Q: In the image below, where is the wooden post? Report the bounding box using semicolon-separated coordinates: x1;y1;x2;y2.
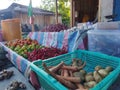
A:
32;24;34;32
70;0;75;27
55;0;58;24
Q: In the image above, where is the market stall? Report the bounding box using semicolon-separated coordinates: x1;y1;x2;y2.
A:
1;19;120;90
0;29;88;78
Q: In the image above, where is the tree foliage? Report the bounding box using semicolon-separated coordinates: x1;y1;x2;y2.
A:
58;0;70;26
39;0;55;12
40;0;70;26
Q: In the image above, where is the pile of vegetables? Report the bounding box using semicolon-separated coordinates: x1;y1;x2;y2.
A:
5;38;67;60
42;58;113;90
5;38;39;47
41;23;68;32
26;47;67;61
5;38;43;58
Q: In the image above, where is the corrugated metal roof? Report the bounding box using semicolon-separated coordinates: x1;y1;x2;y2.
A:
0;3;55;15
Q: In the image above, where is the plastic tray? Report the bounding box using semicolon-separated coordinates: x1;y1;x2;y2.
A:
30;50;120;90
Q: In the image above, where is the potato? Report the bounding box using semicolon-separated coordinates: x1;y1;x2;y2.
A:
79;70;87;76
73;72;81;77
105;66;113;73
98;69;109;78
95;65;102;71
87;72;93;76
86;81;97;88
73;72;85;81
85;74;94;82
93;71;102;83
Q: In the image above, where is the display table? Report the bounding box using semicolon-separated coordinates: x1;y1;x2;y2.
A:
0;67;35;90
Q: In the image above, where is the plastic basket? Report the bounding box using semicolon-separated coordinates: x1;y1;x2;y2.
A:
30;50;120;90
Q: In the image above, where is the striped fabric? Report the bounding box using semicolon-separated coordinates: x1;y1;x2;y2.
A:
27;30;87;52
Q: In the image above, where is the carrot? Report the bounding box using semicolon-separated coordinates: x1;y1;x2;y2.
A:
42;63;77;89
49;61;64;73
61;69;64;76
63;69;69;77
62;61;86;72
75;83;89;90
62;66;78;72
69;70;73;77
56;75;82;83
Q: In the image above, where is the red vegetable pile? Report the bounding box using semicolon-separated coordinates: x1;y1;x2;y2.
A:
26;47;67;61
41;23;68;32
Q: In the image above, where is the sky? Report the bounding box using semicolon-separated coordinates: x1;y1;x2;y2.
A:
0;0;42;10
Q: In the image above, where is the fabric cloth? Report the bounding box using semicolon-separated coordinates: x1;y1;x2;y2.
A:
27;30;87;52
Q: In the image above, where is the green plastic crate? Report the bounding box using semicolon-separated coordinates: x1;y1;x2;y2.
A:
30;50;120;90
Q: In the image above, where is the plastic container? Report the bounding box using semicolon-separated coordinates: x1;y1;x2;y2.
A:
30;50;120;90
93;22;120;30
1;18;22;41
88;30;120;57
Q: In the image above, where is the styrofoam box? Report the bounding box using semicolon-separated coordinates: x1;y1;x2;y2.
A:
93;22;120;30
